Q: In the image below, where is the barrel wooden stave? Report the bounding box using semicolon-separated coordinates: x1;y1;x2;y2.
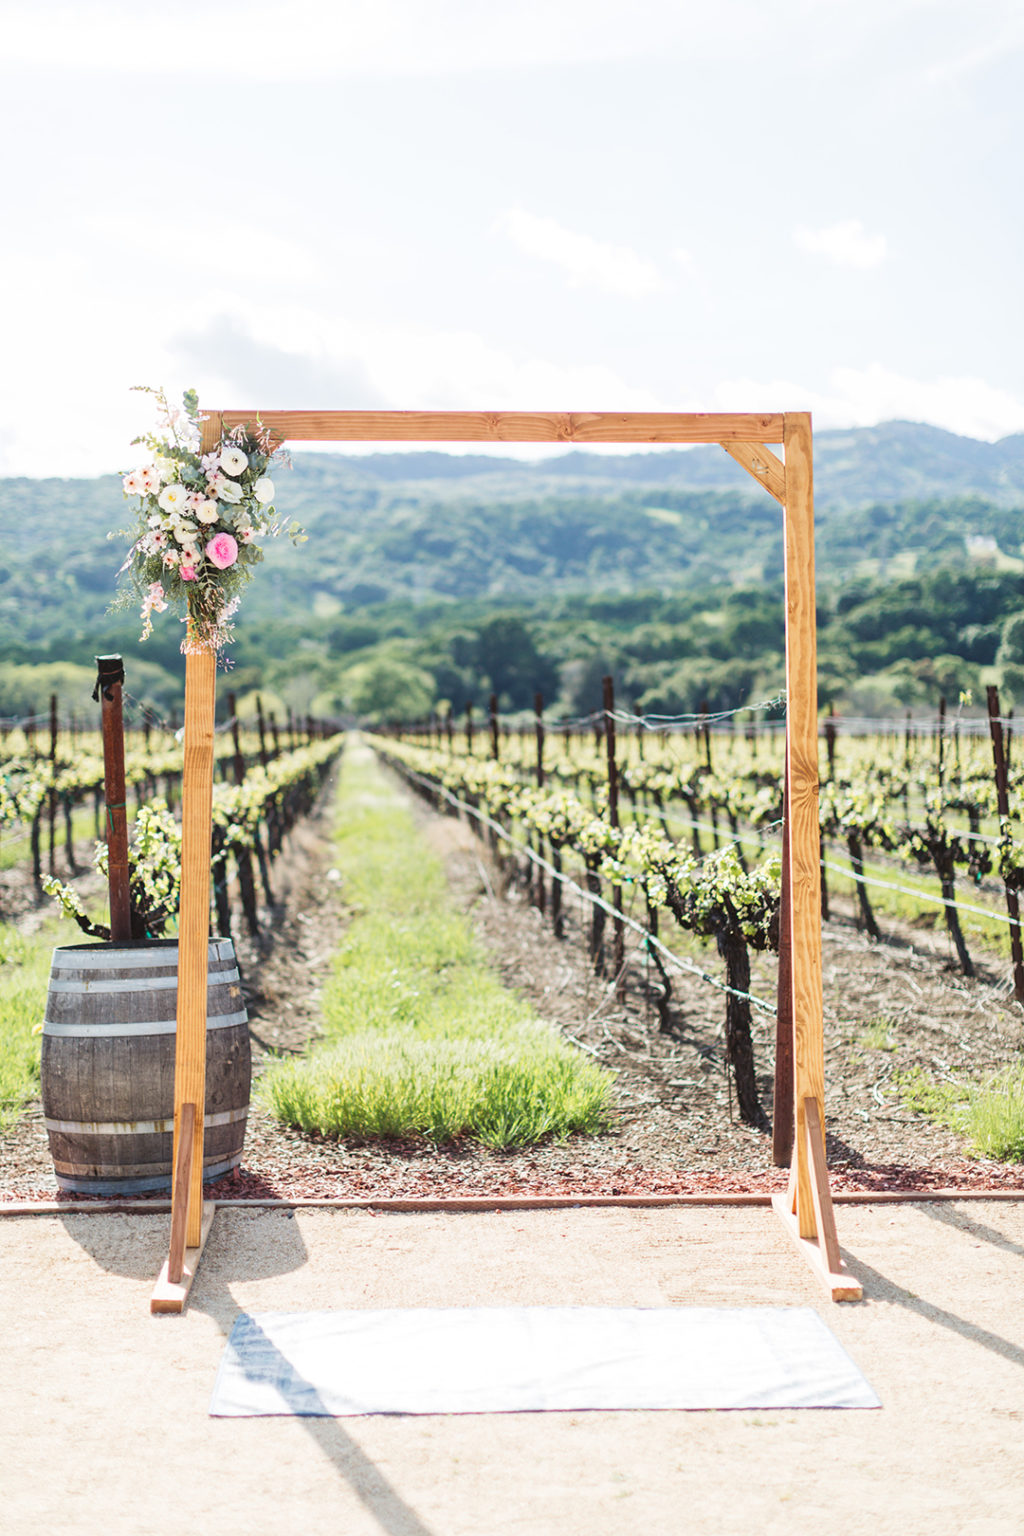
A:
41;939;251;1194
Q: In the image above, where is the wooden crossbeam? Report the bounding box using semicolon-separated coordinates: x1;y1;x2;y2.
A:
208;409;786;445
720;441;786;503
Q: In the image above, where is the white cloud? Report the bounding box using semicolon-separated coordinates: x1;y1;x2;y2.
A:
793;219;887;269
88;214;321;286
496;208;664;297
713;364;1024;442
0;297;665;476
1;0;776;80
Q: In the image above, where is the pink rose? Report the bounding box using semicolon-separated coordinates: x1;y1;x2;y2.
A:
205;531;238;570
179;563;197;582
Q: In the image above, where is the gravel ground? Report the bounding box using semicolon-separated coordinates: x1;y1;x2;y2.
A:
3;1201;1024;1536
3;759;1024;1202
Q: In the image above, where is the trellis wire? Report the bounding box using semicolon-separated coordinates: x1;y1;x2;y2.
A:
390;757;777;1015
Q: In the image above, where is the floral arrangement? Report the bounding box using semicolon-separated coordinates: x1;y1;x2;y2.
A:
116;386;304;649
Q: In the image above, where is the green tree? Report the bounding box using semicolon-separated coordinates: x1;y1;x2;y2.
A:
343;655;435;721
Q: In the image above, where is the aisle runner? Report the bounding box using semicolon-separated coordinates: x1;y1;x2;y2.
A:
210;1307;880;1417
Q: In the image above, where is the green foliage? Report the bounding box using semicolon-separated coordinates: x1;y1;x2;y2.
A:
0;921;55;1134
43;800;182;940
897;1064;1024;1162
858;1016;898;1051
4;433;1024;721
264;1033;612;1147
341;653;436;721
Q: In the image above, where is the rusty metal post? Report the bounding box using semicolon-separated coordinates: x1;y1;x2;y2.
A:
95;656;132;942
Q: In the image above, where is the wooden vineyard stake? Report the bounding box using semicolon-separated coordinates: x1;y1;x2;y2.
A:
986;685;1024;1003
603;675;625;996
489;694;500;761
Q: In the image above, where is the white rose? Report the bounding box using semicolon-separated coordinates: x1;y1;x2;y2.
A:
218;479;243;504
195;499;220;524
158;482;189;514
220;446;248;477
253;476;275;504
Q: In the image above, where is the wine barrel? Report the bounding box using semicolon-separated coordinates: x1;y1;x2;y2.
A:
41;938;251;1195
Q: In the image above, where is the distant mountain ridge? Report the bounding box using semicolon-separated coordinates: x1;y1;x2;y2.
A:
1;419;1023;652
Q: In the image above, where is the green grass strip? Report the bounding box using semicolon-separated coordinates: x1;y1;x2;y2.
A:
0;919;60;1134
260;741;615;1148
898;1065;1024;1163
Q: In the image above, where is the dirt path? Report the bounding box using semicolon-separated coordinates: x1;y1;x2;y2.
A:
3;1200;1024;1536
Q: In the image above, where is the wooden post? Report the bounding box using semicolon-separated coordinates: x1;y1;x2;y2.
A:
534;692;546;916
164;412;223;1271
170;636;216;1250
771;412;858;1298
489;693;499;761
95;656;132;942
465;701;474;753
166;1101;196;1284
824;704;836;781
255;695;269;769
603;675;625;996
698;697;712;772
937;695;947;790
48;693;58;875
986;685;1024;1003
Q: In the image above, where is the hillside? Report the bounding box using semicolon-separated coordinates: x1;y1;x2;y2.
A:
1;419;1023;721
3;421;1024;630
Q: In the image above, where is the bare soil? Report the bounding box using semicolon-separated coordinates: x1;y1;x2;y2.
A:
3;761;1024;1202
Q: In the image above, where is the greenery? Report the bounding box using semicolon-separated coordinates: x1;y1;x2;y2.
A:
259;742;615;1146
898;1064;1024;1162
2;422;1024;722
0;920;56;1134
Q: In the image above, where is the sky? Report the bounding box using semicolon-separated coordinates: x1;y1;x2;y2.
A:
2;0;1022;477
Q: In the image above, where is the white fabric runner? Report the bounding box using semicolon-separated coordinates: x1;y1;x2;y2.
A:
210;1307;880;1417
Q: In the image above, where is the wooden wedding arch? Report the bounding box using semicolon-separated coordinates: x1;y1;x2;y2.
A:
152;410;861;1311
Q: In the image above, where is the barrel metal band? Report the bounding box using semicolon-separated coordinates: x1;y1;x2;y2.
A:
41;1009;249;1037
44;1106;249;1136
47;970;240;995
50;941;237;971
